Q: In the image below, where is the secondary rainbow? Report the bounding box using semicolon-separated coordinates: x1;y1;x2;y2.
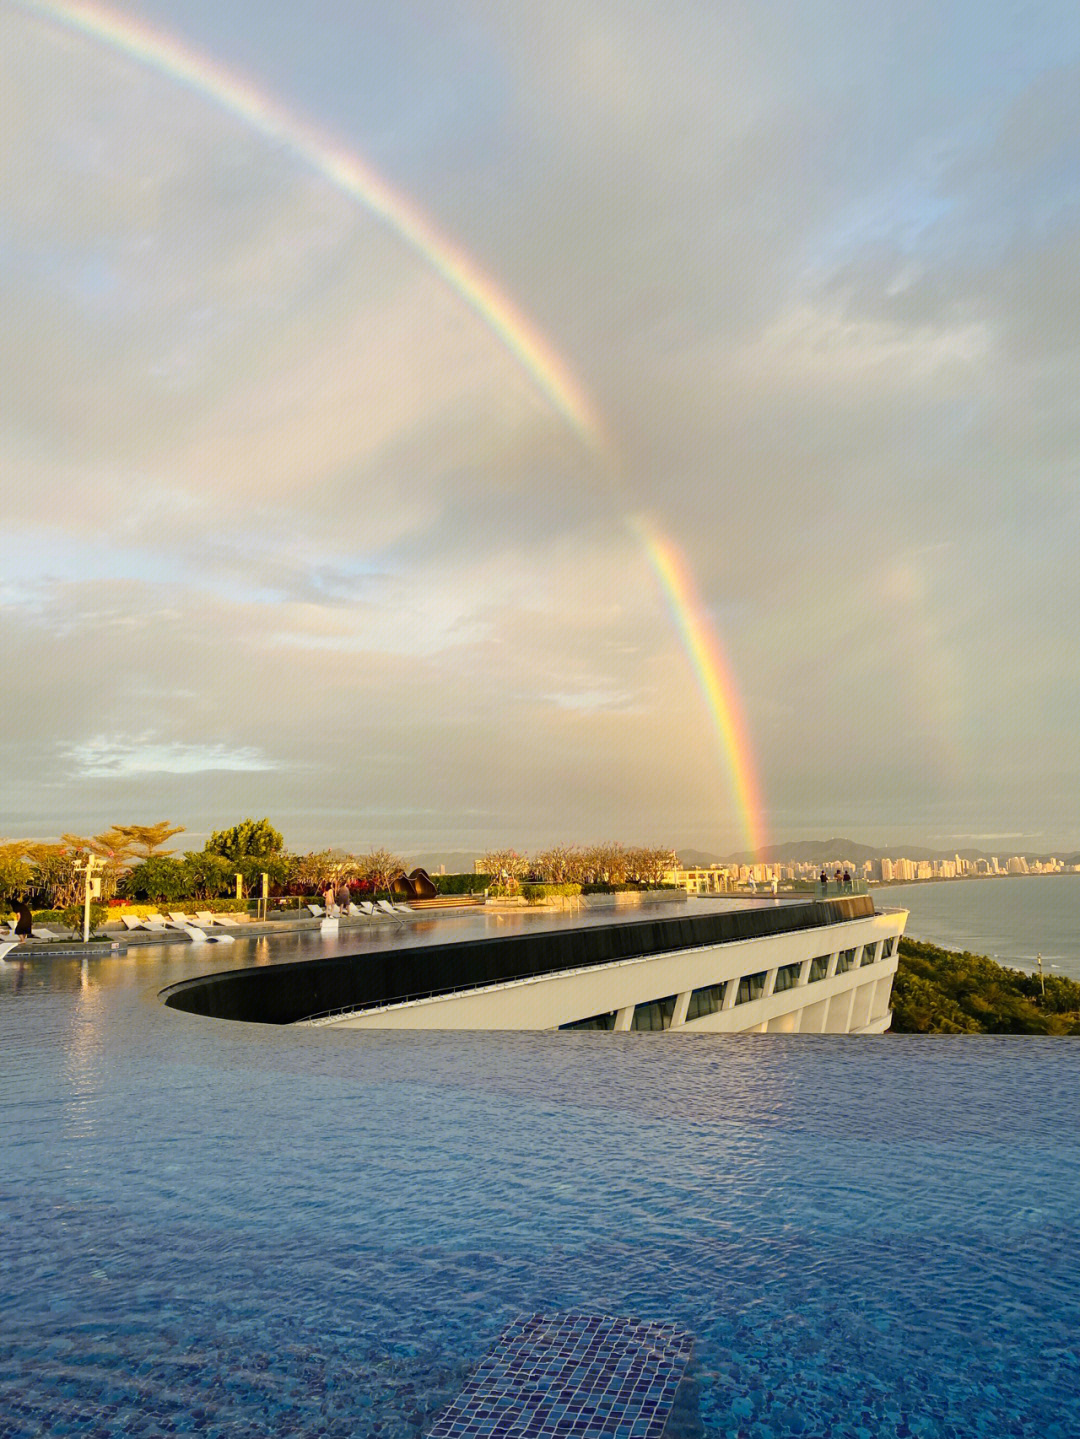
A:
16;0;607;452
633;516;767;859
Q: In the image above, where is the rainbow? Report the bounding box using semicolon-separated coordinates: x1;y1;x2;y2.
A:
17;1;767;852
15;0;607;451
632;516;767;858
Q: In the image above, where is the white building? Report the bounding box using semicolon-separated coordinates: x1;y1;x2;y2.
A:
302;896;906;1036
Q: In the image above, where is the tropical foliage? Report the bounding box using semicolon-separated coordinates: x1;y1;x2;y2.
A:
892;939;1080;1034
205;818;284;861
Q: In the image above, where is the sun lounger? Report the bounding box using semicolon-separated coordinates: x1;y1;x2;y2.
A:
0;939;21;960
142;913;170;931
194;911;220;926
168;912;198;927
182;924;234;945
121;914;149;931
307;903;325;918
33;927;61;940
376;899;409;923
211;914;242;928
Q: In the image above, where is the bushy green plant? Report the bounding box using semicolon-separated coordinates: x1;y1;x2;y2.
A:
519;882;583;903
433;873;491;894
205;818;284;861
179;851;234;900
121;855;189;903
60;902;108;939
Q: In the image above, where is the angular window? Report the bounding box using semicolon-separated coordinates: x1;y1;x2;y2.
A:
808;954;831;982
735;971;768;1004
686;983;725;1020
884;934;898;957
631;995;678;1031
560;1011;617;1030
772;962;803;992
860;942;880;966
836;948;857;974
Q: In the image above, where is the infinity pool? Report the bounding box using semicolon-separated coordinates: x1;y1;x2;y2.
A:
2;930;1078;1438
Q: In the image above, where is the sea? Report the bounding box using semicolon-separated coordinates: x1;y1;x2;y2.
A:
876;873;1080;980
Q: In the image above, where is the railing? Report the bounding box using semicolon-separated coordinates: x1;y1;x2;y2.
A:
815;880;868;898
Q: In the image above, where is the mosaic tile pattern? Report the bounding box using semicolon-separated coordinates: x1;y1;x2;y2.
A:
426;1312;693;1438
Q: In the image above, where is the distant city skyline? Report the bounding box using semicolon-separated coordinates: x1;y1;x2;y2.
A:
3;1;1079;853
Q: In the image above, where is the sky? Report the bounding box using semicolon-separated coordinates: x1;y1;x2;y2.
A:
2;0;1079;858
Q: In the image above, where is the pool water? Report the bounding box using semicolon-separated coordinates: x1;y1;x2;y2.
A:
2;937;1078;1439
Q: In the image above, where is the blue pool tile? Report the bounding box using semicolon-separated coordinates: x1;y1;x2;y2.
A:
426;1313;692;1439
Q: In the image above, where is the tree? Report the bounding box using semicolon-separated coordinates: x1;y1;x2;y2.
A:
205;818;284;861
121;856;189;903
477;849;528;894
113;822;186;858
0;842;33;900
356;848;405;896
180;851;234;900
294;850;351;894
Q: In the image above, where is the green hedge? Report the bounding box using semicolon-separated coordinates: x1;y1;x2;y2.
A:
519;883;583;903
433;873;491;895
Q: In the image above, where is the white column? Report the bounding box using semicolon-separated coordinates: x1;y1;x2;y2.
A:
763;968;778;998
671;991;692;1028
614;1006;634;1032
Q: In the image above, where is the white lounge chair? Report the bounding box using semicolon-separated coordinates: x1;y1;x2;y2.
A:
211;913;243;928
376;899;408;924
142;913;170;931
0;939;21;961
33;926;61;940
168;911;198;928
306;903;325;918
182;924;234;945
194;911;220;926
120;914;149;931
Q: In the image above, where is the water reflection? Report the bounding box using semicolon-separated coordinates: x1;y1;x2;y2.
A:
3;907;1080;1439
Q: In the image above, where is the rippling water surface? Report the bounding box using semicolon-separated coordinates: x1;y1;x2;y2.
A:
2;930;1078;1439
878;873;1080;977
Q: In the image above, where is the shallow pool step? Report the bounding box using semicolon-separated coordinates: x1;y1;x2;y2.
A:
425;1310;693;1438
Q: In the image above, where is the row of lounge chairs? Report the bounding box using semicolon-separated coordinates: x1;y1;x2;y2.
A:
309;899;416;924
118;910;249;932
2;900;416;948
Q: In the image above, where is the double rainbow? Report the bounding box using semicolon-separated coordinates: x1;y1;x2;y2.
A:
17;0;766;856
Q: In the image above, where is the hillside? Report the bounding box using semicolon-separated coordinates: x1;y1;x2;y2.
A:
891;939;1080;1034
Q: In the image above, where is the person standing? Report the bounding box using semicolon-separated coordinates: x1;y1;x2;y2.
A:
13;895;33;938
335;880;351;915
323;883;337;917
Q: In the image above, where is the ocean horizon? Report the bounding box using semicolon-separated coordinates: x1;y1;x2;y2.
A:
877;873;1080;980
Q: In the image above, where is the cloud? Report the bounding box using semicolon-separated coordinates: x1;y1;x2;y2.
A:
3;2;1080;851
62;736;280;778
